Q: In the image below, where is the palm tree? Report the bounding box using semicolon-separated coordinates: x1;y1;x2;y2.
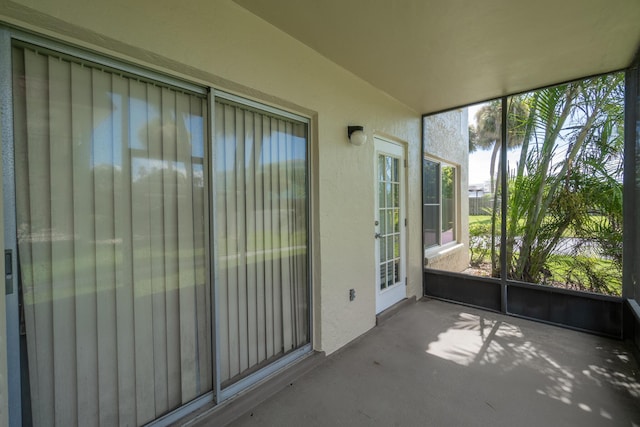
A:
505;73;624;292
469;73;624;294
469;98;528;274
469;98;529;193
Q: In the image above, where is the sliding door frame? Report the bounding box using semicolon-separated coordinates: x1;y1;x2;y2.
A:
211;90;313;402
1;26;22;427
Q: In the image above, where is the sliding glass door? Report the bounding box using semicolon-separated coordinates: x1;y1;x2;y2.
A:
214;98;309;388
6;35;311;427
12;42;212;426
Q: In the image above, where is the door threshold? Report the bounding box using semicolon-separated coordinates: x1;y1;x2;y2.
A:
173;350;325;427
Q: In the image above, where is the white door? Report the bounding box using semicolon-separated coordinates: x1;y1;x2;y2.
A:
374;138;406;314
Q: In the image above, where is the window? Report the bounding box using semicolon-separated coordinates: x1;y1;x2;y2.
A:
423;158;457;250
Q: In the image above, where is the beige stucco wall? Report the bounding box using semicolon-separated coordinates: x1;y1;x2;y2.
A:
423;110;470;272
0;0;424;405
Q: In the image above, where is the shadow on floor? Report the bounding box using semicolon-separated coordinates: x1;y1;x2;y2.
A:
227;299;640;427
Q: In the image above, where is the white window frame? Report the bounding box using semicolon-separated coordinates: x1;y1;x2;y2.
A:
423;156;458;253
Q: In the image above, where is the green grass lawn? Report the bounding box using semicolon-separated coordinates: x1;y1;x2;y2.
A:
468;214;612;238
469;215;492;227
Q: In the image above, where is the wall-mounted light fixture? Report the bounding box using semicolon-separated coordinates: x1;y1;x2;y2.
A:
347;125;367;146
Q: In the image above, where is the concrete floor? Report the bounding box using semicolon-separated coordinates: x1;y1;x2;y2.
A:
228;299;640;427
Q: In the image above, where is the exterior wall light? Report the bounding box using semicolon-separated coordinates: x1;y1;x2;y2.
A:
347;125;367;146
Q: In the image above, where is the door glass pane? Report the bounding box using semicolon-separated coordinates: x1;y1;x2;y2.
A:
387;263;394;287
385;210;393;238
380;236;387;262
393;208;400;233
12;44;211;426
394;235;400;258
393;158;399;182
392;181;397;207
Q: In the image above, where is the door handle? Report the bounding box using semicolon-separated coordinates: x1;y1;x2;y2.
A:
5;250;13;295
374;233;382;239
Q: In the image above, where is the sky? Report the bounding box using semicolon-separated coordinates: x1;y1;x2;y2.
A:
467;104;522;186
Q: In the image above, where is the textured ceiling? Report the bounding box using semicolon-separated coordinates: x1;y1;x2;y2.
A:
234;0;640;114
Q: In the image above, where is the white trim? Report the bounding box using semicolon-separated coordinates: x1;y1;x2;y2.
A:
374;137;407;314
423;156;459;248
425;241;463;257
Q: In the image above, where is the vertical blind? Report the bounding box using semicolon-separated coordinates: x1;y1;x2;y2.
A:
12;45;212;426
214;99;309;386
